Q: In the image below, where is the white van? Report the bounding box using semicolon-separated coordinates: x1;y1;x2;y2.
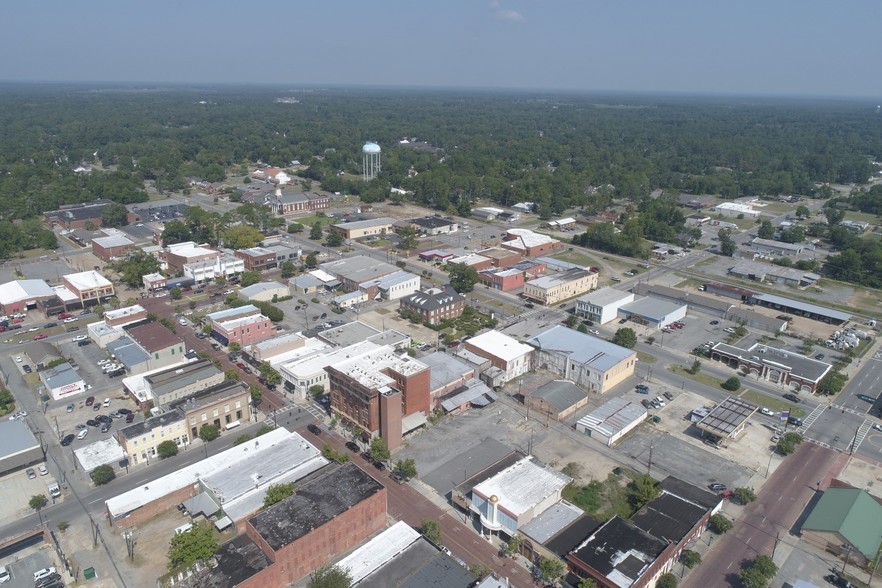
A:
175;523;193;535
77;428;88;440
33;567;56;581
0;565;9;583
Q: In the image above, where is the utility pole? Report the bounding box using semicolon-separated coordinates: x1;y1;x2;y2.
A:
648;445;654;476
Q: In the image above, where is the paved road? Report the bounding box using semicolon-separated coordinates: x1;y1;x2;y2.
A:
316;425;536;586
683;443;840;588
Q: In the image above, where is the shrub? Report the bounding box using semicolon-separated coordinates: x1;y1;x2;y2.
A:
721;377;741;391
708;513;733;534
157;440;179;459
91;464;116;486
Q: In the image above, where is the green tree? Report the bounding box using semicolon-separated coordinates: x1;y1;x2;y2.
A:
224;368;240;381
680;549;701;569
199;423;220;442
263;482;296;508
749;554;778;579
169;286;182;300
708;513;733;534
370;437;391;462
817;371;848;395
448;263;479;293
469;562;492;579
325;230;343;247
309;384;325;398
157;440;179;458
223;225;264;249
776;432;803;455
91;464;116;486
734;487;757;504
228;342;241;353
167;521;218;570
420;518;442;545
757;220;774;239
308;564;353;588
795;205;811;218
162;219;192;245
280;260;296;278
612;327;637;349
29;494;48;513
305;252;318;268
100;202;130;227
578;579;598;588
287;223;304;234
656;573;678;588
116;251;162;288
539;558;566;584
688;359;702;374
504;534;523;557
398;225;419;252
718;228;736;256
310;221;323;240
739;567;769;588
393;458;417;480
721;376;741;391
628;474;660;509
240;271;261;287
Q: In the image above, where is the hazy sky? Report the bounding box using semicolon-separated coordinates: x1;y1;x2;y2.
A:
2;0;878;97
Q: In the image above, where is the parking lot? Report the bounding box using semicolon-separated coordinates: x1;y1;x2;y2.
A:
0;547;55;588
0;467;60;524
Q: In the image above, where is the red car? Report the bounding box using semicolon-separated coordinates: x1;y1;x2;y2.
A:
236;362;246;369
85;396;95;406
58;313;71;319
33;334;47;340
10;318;23;324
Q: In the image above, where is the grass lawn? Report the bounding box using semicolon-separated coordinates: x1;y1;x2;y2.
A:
291;214;336;228
739;389;807;418
551;249;601;268
636;351;657;364
754;201;796;214
695;256;719;267
365;238;392;248
674;277;704;289
669;364;730;391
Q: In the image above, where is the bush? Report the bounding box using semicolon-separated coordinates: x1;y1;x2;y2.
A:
680;549;701;569
199;424;220;442
776;432;804;455
91;464;116;486
657;573;678;588
708;513;733;534
734;487;757;504
157;440;179;459
721;377;741;391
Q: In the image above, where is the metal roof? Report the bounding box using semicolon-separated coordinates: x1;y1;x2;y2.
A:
577;286;633;308
696;396;758;438
466;330;534;363
0;419;40;460
619;297;687;321
576;397;646;438
802;488;882;559
528;325;636;372
750;293;851;322
528;380;588;413
471;456;571;518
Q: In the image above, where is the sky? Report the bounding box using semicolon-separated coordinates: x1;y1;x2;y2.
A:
2;0;879;97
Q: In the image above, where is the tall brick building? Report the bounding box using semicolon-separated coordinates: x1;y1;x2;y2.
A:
326;345;429;450
399;285;467;325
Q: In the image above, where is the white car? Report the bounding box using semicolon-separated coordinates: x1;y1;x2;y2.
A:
760;407;775;416
873;424;882;432
27;327;39;332
14;356;21;363
589;328;600;335
38;464;48;476
224;290;235;295
72;335;87;342
723;327;736;334
63;317;78;323
178;318;188;326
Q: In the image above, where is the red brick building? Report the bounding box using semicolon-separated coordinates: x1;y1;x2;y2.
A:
399;285;467;325
480;268;525;292
502;228;563;257
234;247;278;271
326;346;430;450
91;233;135;261
44;199;137;230
206;305;274;347
235;464;387;588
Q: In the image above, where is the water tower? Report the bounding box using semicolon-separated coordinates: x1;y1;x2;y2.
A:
362;141;381;182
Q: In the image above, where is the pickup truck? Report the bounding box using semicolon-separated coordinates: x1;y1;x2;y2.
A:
47;476;61;499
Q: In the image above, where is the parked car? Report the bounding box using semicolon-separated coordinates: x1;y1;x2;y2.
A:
126;413;136;423
345;441;359;452
63;317;78;323
117;408;132;415
22;365;31;373
788;416;803;426
760;407;775;416
96;415;111;424
26;468;36;479
641;399;653;409
86;419;99;427
783;393;801;403
44;322;57;328
771;434;781;443
38;464;48;476
708;482;726;492
663;391;674;401
100;423;112;433
60;434;75;447
33;334;47;340
709;320;719;325
307;424;321;435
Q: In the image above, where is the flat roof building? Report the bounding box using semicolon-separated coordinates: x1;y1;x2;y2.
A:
710;342;832;393
234;247;277;271
279;341;378;401
695;396;758;441
618;297;688;330
524;268;598;306
165;241;219;272
239;281;289;302
463;330;534;386
0;279;56;313
575;397;647;446
117;408;188;466
331;217;398;240
0;420;43;475
40;362;86;400
750;237;805;256
632;283;733;318
145;358;225;406
321;255;400;292
502;228;563;257
576;287;635;325
749;292;850;325
63;270;115;306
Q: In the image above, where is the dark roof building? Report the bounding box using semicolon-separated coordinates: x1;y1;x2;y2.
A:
525;379;589;421
399;285;467;325
44;199;125;230
408;216;460;235
201;534;271;588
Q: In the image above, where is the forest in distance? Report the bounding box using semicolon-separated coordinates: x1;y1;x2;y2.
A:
0;83;881;275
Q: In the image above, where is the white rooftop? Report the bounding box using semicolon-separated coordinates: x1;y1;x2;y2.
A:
142;272;165;283
0;280;54;305
105;429;320;519
65;270;113;291
337;522;421;585
472;456;571;518
217;314;268;331
310;269;339;283
578;287;633;307
279;340;380;380
262;337;329;368
52;285;79;303
104;305;146;321
504;228;559;249
74;438;127;472
466;330;534;363
166;241;218;258
332;345;428;389
93;233;135;248
121;359;195;403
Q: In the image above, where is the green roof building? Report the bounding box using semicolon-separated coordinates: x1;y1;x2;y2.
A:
801;488;882;562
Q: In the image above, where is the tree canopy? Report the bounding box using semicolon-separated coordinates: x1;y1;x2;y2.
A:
167;522;218;570
448;263;479;293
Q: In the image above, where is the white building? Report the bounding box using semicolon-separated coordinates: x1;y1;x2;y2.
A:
40;363;86;400
463;330;534;385
711;202;760;218
361;270;421;301
183;255;245;282
239;281;289;302
576;287;635;325
575;397;647;446
278;341;381;399
470;456;571;537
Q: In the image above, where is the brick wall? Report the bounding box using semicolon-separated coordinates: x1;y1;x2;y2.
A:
110;483;197;529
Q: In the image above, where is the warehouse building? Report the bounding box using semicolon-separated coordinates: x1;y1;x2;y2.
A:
525;380;589;421
575;287;634;325
748;293;850;325
618;297;688;330
0;420;43;475
575;397;646;446
632;283;733;318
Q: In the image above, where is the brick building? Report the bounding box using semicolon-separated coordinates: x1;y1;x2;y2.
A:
502;228;563;257
236;463;387;587
164;242;219;273
63;270;115;306
207;305;275;347
326;345;430;450
91;232;135;261
479;268;525;292
44;199;135;230
168;380;253;439
399;285;467;325
103;304;148;329
235;247;278;271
